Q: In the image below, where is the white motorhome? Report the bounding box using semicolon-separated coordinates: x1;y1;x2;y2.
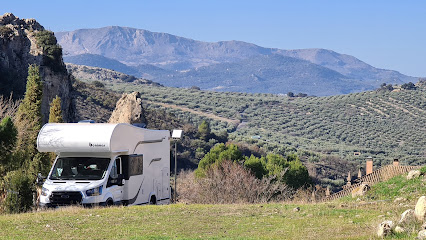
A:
37;123;171;207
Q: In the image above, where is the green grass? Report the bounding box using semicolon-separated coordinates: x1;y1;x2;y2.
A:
0;174;424;239
0;202;404;240
364;175;425;201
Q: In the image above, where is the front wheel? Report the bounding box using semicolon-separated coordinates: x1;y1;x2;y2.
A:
106;198;114;206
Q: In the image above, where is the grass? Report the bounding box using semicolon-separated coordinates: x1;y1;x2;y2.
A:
0;175;423;239
0;202;400;240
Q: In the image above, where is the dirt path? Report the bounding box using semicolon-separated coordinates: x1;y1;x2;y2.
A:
145;100;240;125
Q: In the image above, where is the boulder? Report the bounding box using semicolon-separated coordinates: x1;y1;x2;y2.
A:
108;92;146;124
407;170;421;180
415;196;426;221
398;209;415;226
418;230;426;240
377;220;393;238
351;183;370;198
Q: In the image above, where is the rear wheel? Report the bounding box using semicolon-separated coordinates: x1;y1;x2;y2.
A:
149;195;157;205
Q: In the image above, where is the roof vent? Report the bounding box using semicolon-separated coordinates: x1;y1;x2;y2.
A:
132;123;146;128
78;120;95;123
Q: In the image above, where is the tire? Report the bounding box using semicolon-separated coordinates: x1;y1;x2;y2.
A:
106;198;113;207
149;195;156;205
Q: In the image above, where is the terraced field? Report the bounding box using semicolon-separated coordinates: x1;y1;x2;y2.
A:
110;83;425;167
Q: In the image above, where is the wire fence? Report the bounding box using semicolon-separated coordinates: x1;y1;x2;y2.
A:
320;165;422;202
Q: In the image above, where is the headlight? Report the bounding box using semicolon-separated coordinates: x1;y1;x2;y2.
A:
41;187;50;196
86;186;103;196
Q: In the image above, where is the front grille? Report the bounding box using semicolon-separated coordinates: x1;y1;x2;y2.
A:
49;191;82;206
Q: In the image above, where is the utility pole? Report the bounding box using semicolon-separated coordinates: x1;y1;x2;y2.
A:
172;130;183;203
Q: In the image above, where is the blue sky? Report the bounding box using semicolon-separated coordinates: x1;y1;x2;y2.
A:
2;0;426;77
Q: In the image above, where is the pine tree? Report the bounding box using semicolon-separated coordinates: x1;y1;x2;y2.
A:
48;95;63;123
198;120;211;141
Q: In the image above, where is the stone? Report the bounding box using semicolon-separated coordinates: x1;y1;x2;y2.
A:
394;226;405;233
351;183;370;198
293;207;300;212
407;170;421;180
108;92;146;124
377;220;393;238
418;230;426;240
398;209;415;226
393;197;406;203
415;196;426;221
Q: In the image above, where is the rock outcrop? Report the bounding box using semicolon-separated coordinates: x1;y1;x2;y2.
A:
108;92;146;124
0;13;73;122
407;170;421;180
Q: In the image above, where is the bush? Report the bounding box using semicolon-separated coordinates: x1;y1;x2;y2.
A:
35;31;65;72
93;81;105;88
177;160;293;204
2;171;34;213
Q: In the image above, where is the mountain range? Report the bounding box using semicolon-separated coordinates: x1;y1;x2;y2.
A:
56;26;416;96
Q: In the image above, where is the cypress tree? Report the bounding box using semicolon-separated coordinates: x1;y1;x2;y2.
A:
48;95;63;164
48;95;63;123
14;64;49;175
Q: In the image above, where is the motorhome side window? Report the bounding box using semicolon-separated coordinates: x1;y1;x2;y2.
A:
129;155;143;176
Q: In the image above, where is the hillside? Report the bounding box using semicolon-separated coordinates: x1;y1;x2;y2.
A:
155;54;368;95
111;80;425;170
56;26;417;96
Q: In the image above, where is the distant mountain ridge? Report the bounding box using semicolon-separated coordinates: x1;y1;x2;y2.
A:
56;26;416;95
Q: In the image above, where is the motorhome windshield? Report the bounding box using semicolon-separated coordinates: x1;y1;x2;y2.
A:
49;157;110;180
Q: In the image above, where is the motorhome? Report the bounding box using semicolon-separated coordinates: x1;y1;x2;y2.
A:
37;123;171;207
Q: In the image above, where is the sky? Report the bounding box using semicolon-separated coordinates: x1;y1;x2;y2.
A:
2;0;426;77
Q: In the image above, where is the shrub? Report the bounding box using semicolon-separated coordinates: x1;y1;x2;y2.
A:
177;160;292;204
2;171;34;213
93;81;105;88
35;31;65;72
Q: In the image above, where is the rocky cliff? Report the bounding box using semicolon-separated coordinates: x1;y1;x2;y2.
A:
0;13;73;122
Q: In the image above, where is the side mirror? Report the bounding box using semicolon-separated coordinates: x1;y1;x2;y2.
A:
36;173;45;186
117;174;125;186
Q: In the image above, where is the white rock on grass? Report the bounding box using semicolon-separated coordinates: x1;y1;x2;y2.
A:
394;226;405;233
393;197;406;203
398;209;415;226
418;230;426;240
407;170;421;180
377;220;393;237
415;196;426;221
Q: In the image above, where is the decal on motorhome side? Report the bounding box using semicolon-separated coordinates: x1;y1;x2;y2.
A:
132;138;166;153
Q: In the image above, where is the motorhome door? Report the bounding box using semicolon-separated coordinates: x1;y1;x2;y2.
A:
106;157;124;204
